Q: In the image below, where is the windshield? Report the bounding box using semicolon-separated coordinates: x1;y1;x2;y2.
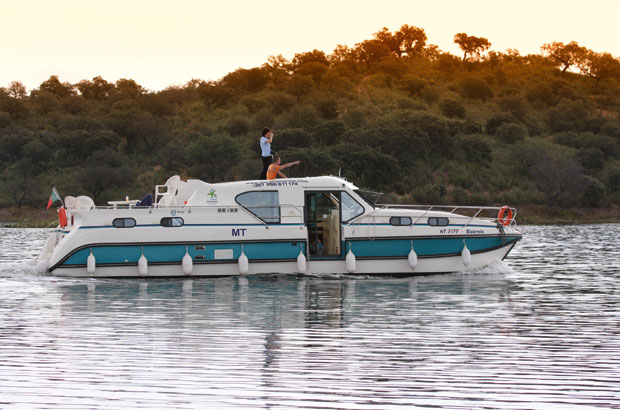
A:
354;189;383;207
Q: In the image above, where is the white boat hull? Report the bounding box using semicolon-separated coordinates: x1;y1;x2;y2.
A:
36;175;522;278
48;242;516;278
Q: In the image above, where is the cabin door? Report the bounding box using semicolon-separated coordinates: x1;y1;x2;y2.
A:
305;192;341;257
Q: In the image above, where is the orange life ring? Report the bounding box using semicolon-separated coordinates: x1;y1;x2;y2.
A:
58;206;68;228
497;205;513;227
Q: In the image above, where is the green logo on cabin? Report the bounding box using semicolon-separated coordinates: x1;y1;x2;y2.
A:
208;189;217;200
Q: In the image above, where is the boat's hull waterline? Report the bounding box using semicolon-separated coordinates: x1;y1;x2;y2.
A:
36;176;522;277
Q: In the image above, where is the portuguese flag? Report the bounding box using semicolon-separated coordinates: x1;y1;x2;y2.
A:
46;187;61;209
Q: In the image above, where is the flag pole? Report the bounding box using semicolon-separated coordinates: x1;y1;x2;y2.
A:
54;187;65;207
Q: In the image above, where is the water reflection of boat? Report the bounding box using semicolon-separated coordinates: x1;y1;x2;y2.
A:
35;175;521;277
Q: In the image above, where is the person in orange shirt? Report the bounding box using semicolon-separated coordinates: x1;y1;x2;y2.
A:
266;157;301;180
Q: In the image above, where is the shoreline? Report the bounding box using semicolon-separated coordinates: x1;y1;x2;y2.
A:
1;206;619;228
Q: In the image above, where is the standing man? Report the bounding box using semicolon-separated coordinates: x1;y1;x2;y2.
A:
259;127;274;180
267;157;301;180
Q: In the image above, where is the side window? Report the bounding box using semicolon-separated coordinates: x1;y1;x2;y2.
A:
341;192;364;222
160;217;184;227
428;217;449;226
236;191;280;224
113;218;136;228
390;217;412;226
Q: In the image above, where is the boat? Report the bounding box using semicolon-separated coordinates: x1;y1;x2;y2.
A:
35;175;522;277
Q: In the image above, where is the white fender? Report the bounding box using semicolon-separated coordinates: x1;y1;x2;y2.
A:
407;244;418;270
345;245;356;273
461;243;471;267
182;246;193;275
36;259;49;274
238;245;249;274
87;249;96;274
138;251;148;276
296;248;306;273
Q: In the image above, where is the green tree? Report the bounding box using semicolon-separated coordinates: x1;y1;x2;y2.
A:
0;130;31;162
512;141;585;206
374;25;427;58
274;128;312;150
38;75;75;98
460;77;493;101
8;81;27;98
355;40;392;65
186;136;242;182
114;78;145;99
494;123;527;143
578;51;620;83
78;148;134;203
541;41;587;73
198;82;235;108
606;165;620;193
582;176;605;206
222;68;269;93
577;147;605;171
2;158;41;208
439;99;466;118
329;143;398;190
454;33;491;62
291;50;329;68
312;120;346;146
77;76;115;100
0;111;12;128
278;147;338;178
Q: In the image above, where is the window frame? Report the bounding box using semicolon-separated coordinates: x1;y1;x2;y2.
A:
389;216;412;226
160;217;184;227
341;191;365;223
235;190;281;224
112;218;136;228
428;217;449;226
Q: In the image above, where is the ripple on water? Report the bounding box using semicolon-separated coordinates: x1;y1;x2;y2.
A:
0;225;619;409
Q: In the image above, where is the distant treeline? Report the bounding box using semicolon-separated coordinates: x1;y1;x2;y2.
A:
1;25;619;208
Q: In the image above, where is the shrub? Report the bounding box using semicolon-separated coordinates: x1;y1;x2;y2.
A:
607;166;620;192
494;123;527;143
497;96;527;119
448;119;483;136
399;75;427;97
274;128;312;150
0;111;12;128
576;147;605;171
420;85;440;105
554;131;583;148
225;117;250;136
526;83;558;106
546;98;593;132
485;113;515;134
601;122;620;139
460;77;493;101
582;176;605;206
439;99;466;118
279;104;320;129
455;135;492;164
312;120;346;146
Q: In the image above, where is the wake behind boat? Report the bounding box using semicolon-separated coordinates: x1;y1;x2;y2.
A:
35;175;522;277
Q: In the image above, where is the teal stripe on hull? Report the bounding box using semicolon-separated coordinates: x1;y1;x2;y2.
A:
62;241;306;266
348;236;520;258
59;235;519;268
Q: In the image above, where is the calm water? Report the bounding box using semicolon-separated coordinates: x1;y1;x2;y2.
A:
1;225;619;409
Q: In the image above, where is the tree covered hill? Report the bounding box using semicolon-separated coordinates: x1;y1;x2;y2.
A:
1;25;619;210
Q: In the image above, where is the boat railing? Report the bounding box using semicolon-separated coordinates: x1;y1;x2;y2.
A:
347;204;518;229
90;203;305;226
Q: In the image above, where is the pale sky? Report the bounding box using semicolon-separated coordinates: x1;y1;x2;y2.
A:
2;0;619;92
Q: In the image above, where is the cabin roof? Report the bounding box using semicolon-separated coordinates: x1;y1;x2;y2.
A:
184;176;361;207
